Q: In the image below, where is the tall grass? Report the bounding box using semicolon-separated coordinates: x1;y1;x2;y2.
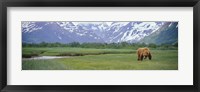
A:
22;48;178;70
22;47;136;57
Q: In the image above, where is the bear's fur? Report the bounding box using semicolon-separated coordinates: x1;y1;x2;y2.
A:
137;47;152;61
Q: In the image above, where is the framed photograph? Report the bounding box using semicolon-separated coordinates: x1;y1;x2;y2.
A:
0;0;199;92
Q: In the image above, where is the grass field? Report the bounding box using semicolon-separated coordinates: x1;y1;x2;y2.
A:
22;47;178;70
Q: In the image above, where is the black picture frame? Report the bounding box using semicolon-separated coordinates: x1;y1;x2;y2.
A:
0;0;199;92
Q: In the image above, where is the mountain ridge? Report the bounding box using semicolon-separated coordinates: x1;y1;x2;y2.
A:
22;22;178;45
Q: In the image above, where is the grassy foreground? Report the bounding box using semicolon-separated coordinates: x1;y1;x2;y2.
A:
22;47;178;70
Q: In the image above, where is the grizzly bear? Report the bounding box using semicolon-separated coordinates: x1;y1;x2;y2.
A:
137;47;152;61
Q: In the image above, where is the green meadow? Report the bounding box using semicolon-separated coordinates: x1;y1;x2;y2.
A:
22;47;178;70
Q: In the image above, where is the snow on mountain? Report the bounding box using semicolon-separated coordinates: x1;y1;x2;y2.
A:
140;22;178;45
103;22;164;43
22;21;176;44
98;22;109;32
168;22;173;27
120;22;163;42
22;22;43;33
111;22;129;33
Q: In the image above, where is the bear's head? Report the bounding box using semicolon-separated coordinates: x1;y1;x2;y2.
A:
143;51;149;59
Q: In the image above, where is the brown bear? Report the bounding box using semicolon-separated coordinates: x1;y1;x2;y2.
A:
137;47;152;61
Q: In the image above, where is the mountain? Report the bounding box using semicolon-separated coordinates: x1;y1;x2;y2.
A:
22;22;104;43
140;22;178;45
22;21;178;45
104;22;164;43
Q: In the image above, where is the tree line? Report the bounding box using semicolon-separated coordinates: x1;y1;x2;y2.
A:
22;42;178;50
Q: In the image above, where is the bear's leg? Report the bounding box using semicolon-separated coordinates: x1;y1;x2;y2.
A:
140;55;143;61
138;54;140;61
148;53;152;60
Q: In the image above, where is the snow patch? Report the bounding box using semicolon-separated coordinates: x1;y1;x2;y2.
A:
58;36;62;40
76;33;85;36
168;23;173;27
22;22;43;33
91;26;98;30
